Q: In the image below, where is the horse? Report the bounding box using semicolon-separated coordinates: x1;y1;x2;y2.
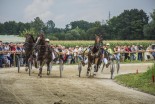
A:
23;34;37;71
34;34;53;77
86;35;103;76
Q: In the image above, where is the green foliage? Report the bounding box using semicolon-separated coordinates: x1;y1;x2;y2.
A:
143;63;155;79
32;17;45;34
51;40;154;49
70;20;92;31
107;9;148;40
0;9;155;40
47;20;55;33
20;28;37;37
143;9;155;39
115;63;155;95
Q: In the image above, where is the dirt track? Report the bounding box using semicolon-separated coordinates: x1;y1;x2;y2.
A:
0;63;155;104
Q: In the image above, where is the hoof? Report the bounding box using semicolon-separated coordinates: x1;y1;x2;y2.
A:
93;72;97;76
47;71;50;75
81;61;85;66
25;68;28;72
86;71;90;76
38;74;42;78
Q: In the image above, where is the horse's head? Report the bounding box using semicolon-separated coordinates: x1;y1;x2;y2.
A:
95;35;103;44
25;34;35;43
35;33;45;45
39;33;45;40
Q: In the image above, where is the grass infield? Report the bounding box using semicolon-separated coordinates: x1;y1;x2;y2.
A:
115;64;155;95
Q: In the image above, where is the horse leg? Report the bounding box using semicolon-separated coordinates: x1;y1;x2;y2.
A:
38;61;42;77
46;61;51;75
38;60;45;77
25;57;29;71
34;58;38;68
96;58;101;72
93;58;99;76
87;60;92;76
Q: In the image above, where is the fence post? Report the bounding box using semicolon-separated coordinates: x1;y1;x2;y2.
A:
13;52;16;67
142;51;145;62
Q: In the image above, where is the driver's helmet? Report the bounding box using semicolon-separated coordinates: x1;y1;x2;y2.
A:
45;38;50;42
106;43;110;46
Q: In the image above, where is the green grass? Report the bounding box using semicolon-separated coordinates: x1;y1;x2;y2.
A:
115;63;155;95
50;40;155;49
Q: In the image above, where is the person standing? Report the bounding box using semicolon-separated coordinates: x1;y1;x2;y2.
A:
138;45;143;61
0;41;4;68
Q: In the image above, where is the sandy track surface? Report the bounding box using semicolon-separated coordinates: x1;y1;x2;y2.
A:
0;63;155;104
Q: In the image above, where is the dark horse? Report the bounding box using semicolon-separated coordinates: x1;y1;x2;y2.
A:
34;34;53;77
23;34;36;71
87;35;103;76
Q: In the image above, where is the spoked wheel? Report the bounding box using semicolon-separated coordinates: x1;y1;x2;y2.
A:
78;62;82;77
116;61;120;74
87;66;94;77
110;60;115;79
28;61;32;76
93;64;97;76
47;62;52;75
59;59;63;78
101;63;105;73
17;57;20;73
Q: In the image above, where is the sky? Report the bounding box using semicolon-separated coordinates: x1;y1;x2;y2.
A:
0;0;155;28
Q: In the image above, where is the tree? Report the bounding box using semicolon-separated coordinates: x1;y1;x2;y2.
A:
70;20;92;31
107;9;148;39
3;21;18;35
0;23;5;34
47;20;55;34
32;17;45;33
17;22;25;34
143;9;155;39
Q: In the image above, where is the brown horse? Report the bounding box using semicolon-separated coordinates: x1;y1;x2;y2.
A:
23;34;36;71
87;35;103;76
34;34;53;77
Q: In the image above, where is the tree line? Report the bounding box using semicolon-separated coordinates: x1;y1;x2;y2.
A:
0;9;155;40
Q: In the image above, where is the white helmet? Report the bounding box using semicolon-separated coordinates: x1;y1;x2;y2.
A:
45;38;50;42
106;43;110;46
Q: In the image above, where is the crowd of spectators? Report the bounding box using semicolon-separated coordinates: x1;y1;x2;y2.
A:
113;45;145;61
0;40;155;68
0;40;25;68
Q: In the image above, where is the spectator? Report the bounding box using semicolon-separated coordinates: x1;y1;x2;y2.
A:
4;42;10;51
70;47;75;64
145;45;154;60
114;46;121;61
124;46;130;61
130;45;136;61
10;42;16;51
3;43;12;66
3;52;11;67
0;41;4;68
151;45;155;60
73;46;79;63
138;45;143;61
66;48;72;64
120;45;125;62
